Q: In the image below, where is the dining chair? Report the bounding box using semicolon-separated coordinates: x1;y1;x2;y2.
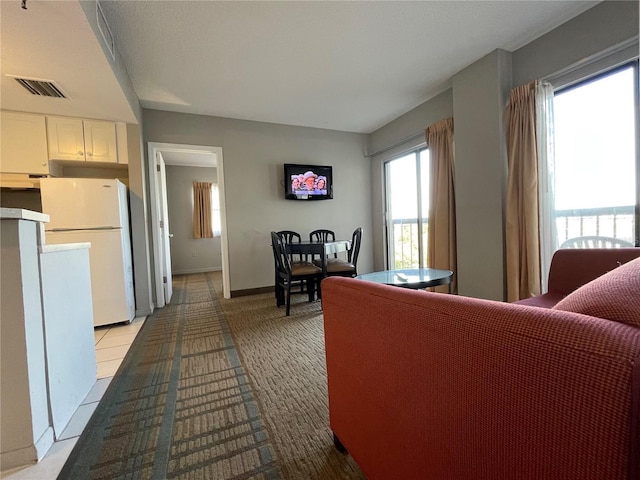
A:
325;227;362;277
271;231;323;316
276;230;303;262
277;229;301;247
275;230;309;295
309;229;336;243
309;229;337;268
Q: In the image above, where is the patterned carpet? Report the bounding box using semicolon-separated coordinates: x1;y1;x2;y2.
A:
58;272;364;480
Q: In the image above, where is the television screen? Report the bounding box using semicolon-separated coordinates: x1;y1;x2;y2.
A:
284;163;333;200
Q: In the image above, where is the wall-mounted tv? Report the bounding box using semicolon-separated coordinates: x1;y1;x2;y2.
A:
284;163;333;200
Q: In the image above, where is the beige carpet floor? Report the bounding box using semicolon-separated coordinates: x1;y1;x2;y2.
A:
58;271;364;480
210;272;365;480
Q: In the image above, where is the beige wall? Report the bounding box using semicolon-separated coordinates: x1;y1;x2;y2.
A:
511;0;639;88
80;0;637;303
79;0;142;124
451;49;512;300
125;123;154;316
367;0;638;300
143;111;372;294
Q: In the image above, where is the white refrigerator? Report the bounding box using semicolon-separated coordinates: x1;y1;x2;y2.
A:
40;178;136;327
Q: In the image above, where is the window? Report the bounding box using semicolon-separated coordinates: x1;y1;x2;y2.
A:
384;148;429;268
211;183;221;237
193;181;222;239
552;61;639;248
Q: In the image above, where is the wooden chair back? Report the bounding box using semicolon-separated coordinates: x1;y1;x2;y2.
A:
277;230;302;262
348;227;363;271
309;229;335;243
310;229;336;258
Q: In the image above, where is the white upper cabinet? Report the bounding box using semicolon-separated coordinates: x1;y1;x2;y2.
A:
115;122;128;165
46;116;85;161
0;111;50;175
47;117;118;164
83;120;118;163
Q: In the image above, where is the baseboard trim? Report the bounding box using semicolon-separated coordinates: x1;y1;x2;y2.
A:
172;267;222;275
1;426;54;471
230;286;273;298
136;307;153;317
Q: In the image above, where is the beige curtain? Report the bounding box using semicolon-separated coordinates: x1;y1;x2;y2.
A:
193;181;213;239
505;81;541;301
425;118;457;294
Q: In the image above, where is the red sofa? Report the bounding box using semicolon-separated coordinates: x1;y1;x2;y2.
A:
322;248;640;480
515;248;640;308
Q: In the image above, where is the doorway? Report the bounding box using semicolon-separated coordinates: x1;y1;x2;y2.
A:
147;142;230;307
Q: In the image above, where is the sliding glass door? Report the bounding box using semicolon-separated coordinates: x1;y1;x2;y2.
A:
385;149;429;269
552;61;639;248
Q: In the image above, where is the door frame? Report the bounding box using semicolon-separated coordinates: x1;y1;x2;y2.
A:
156;153;173;304
147;142;231;306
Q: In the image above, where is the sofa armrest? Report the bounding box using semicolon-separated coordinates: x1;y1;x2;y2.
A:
322;277;640;480
547;247;640;295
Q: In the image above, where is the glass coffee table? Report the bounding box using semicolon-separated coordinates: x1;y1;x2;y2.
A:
355;268;454;290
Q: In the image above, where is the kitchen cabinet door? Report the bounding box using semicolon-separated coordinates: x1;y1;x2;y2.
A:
47;116;85;161
47;117;118;164
84;120;117;163
0;111;49;175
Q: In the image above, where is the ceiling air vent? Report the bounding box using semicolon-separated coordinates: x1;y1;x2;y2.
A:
12;76;67;98
96;1;116;60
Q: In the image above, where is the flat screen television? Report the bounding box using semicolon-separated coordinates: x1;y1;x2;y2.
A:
284;163;333;200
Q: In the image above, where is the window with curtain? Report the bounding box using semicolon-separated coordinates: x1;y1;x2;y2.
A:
211;183;221;237
384;148;429;268
193;181;216;239
551;61;639;249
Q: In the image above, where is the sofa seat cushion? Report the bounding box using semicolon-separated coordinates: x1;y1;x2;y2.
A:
513;292;566;309
553;257;640;327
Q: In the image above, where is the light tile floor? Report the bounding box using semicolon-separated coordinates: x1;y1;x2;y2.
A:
1;317;146;480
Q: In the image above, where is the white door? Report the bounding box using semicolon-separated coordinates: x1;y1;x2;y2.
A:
157;154;173;304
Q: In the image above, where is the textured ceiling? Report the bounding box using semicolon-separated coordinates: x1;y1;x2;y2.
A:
1;1;599;133
98;0;598;133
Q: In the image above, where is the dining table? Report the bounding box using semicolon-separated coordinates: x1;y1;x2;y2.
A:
286;240;351;276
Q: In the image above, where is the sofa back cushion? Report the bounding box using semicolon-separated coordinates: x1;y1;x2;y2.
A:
553;257;640;326
547;248;640;295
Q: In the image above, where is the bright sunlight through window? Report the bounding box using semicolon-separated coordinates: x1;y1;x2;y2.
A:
553;65;637;246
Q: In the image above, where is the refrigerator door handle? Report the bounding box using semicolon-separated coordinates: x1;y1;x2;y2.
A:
47;226;123;232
